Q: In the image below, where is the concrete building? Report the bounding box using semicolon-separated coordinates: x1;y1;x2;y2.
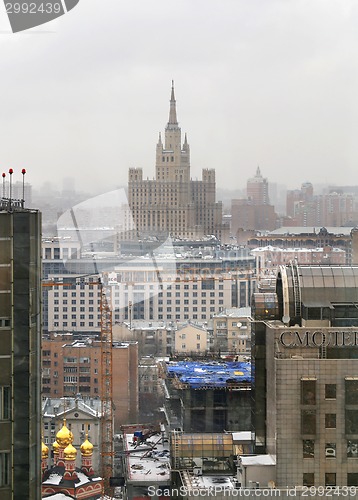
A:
212;307;251;354
0;197;42;500
251;245;346;269
252;264;358;488
138;357;165;423
231;199;278;233
42;335;138;431
247;226;355;264
163;361;251;433
247;167;270;206
127;82;228;241
43;247;256;332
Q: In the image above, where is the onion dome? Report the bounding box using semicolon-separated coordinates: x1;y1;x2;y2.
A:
56;419;72;448
64;442;77;461
52;439;60;455
42;441;49;459
80;433;94;457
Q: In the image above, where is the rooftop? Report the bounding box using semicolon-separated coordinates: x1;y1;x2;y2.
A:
167;361;252;389
123;432;170;484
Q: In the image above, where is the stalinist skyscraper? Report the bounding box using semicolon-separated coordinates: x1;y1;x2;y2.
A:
128;82;227;240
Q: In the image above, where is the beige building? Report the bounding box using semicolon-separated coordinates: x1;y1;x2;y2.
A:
128;82;228;240
252;264;358;488
212;307;251;353
174;323;208;355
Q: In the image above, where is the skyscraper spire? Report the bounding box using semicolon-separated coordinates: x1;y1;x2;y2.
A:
167;80;178;128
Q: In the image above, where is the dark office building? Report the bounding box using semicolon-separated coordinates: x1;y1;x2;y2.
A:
0;198;42;500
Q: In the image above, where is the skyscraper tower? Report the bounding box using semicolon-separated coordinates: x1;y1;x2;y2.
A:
128;82;227;241
247;166;270;205
0;190;42;499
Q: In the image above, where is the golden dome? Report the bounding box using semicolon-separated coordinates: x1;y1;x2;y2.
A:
64;442;77;461
42;441;49;459
52;439;60;454
56;419;72;448
80;434;94;457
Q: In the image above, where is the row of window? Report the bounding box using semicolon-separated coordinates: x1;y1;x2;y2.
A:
303;439;358;459
301;380;358;405
303;473;358;487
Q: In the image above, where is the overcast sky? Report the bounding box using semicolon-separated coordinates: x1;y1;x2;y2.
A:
0;0;358;195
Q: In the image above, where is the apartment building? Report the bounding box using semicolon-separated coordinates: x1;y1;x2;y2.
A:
212;307;252;354
42;335;138;431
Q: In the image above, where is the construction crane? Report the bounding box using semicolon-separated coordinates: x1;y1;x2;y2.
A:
42;276;114;495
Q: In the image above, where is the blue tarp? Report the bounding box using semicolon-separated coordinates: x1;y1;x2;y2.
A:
167;361;251;388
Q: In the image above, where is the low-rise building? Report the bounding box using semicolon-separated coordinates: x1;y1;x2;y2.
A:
212;308;251;354
174;323;208;356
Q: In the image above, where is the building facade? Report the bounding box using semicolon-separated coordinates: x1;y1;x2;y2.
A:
43;247;256;332
252;264;358;488
42;336;138;431
0;200;42;500
212;307;251;354
128;83;228;240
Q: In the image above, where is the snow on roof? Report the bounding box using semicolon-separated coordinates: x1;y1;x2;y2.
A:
232;431;252;442
124;432;170;484
240;455;276;466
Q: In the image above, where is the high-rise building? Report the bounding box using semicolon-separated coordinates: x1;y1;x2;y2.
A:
128;82;228;240
252;264;358;488
0;197;42;500
247;166;270;205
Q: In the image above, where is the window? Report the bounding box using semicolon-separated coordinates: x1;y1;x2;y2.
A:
347;440;358;458
325;443;336;458
325;473;336;487
301;410;316;435
346;379;358;404
0;452;10;487
0;387;10;420
303;473;314;487
325;384;336;399
348;473;358;486
303;440;314;458
325;414;336;429
301;379;316;405
346;410;358;434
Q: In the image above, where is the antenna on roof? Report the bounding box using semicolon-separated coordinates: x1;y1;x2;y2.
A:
2;173;5;198
8;169;13;210
21;169;26;207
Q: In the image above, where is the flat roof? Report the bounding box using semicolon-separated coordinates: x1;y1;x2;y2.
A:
123;432;170;484
240;455;276;466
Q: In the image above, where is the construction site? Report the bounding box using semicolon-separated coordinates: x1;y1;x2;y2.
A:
163;361;252;433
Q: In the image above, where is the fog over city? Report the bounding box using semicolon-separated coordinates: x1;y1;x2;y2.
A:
1;0;358;194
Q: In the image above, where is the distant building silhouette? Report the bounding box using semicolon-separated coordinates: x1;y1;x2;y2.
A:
128;82;228;240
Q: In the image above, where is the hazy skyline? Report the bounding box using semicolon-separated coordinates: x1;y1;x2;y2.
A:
1;0;358;195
